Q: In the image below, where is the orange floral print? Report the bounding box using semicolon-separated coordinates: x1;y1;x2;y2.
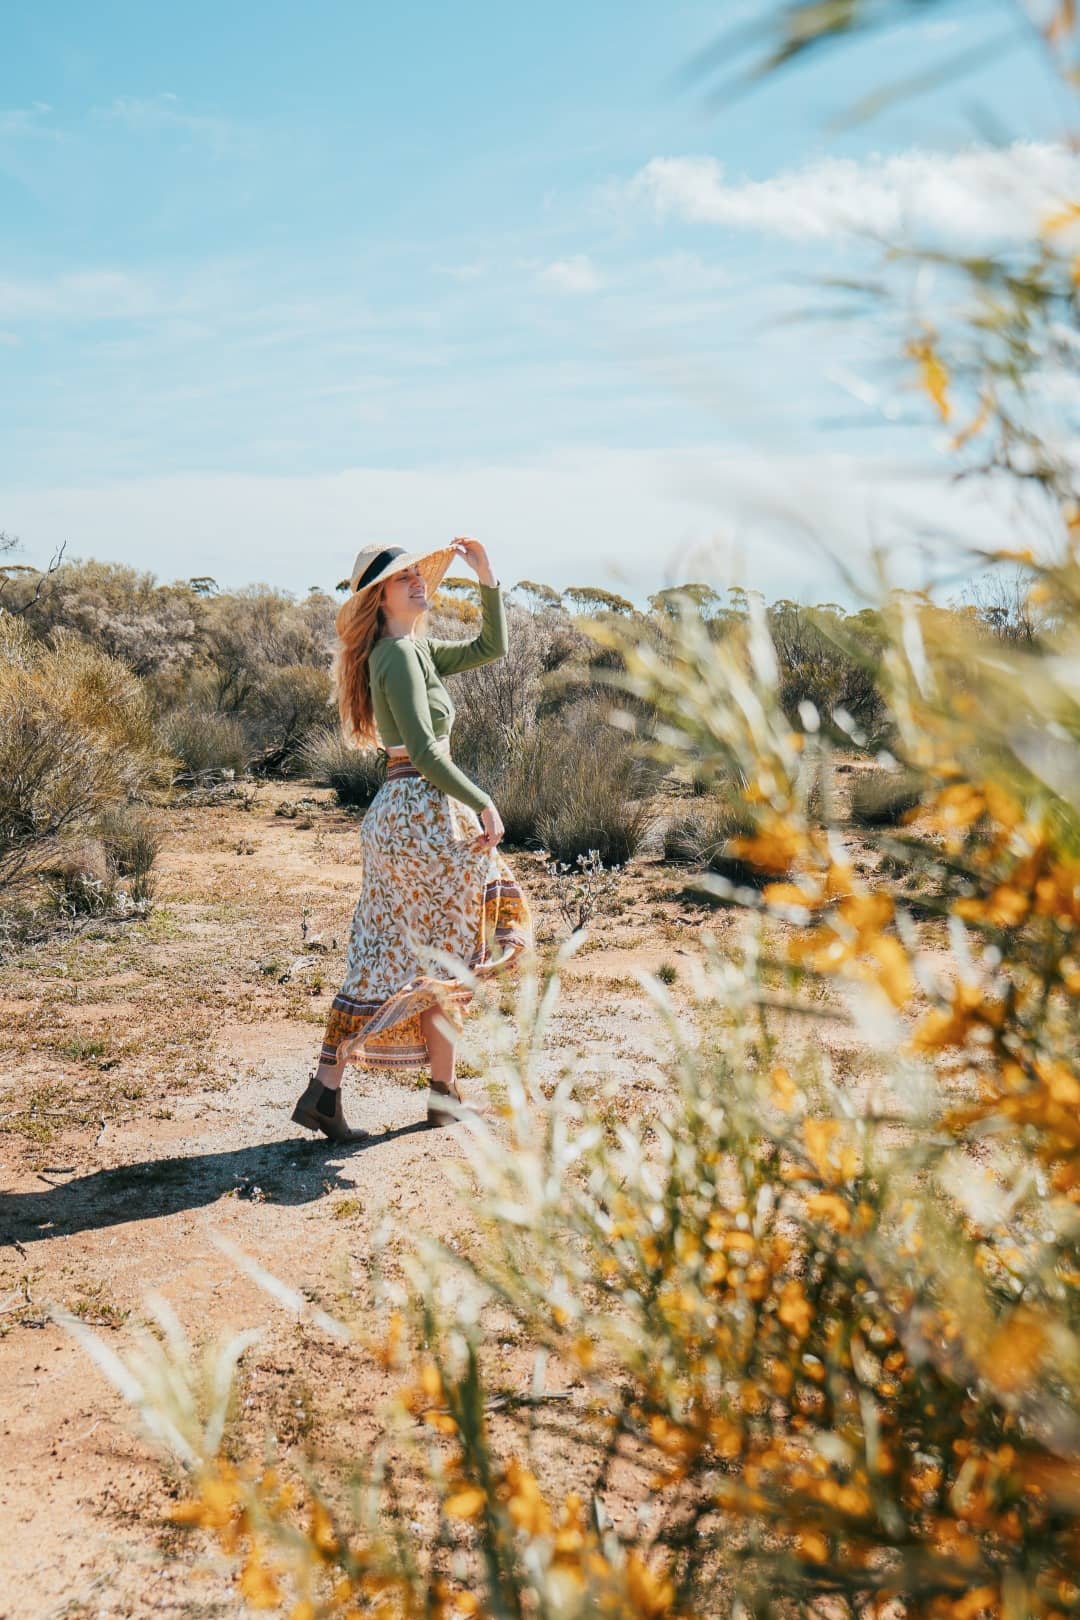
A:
320;764;533;1074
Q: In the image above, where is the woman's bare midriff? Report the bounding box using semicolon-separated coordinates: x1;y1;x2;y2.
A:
383;741;451;759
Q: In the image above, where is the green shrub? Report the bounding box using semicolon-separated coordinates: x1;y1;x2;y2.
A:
245;664;333;775
302;725;385;808
769;601;889;742
849;765;923;827
161;708;250;780
199;585;335;716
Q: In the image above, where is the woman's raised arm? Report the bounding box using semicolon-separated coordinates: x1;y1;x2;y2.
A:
427;580;508;677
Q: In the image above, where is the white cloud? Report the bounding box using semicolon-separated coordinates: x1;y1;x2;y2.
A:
629;143;1080;247
96;93;247;157
436;261;490;282
0;270;161;322
5;447;1053;606
538;255;604;294
638;252;730;294
0;103;61;141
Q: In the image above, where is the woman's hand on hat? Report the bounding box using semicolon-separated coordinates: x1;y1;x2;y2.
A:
451;536;496;588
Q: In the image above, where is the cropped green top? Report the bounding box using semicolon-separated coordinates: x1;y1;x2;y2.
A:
368;581;506;815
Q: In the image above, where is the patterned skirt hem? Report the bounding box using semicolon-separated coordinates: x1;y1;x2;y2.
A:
321;925;531;1074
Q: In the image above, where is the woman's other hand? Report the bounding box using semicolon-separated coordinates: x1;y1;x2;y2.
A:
451;536;496;588
471;802;504;852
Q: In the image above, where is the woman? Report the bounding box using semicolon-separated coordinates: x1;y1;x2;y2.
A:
290;536;533;1141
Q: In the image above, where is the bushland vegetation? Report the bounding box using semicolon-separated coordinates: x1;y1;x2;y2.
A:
56;528;1080;1617
0;542;1030;943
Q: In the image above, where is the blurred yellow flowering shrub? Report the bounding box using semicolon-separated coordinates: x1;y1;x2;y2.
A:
68;541;1080;1610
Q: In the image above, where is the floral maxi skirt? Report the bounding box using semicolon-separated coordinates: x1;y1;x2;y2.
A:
320;761;534;1074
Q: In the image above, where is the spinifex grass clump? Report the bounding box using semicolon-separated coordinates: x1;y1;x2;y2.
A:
496;703;662;861
43;840;119;918
663;791;775;886
95;801;161;908
161;706;250;782
302;724;386;808
848;766;924;828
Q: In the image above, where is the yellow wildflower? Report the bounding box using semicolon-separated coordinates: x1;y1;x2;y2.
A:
795;1528;829;1562
308;1498;339;1558
806;1191;852;1232
624;1549;676;1618
911;982;1003;1052
443;1486;487;1520
770;1063;798;1111
981;1308;1050;1395
778;1279;812;1339
502;1459;552;1537
802;1117;839;1179
906;335;951;420
239;1548;283;1609
865;933;914;1007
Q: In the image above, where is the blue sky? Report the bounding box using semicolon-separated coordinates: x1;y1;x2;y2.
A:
1;1;1071;601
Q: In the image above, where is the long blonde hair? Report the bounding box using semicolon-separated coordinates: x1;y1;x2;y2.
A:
333;583;427;747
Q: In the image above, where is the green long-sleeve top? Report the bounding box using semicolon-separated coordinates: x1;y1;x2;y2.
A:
368;581;506;814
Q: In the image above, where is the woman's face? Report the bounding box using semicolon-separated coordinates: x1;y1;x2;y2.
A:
380;564;427;622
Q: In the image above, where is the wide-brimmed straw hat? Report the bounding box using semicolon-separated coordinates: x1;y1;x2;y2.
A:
348;542;457;599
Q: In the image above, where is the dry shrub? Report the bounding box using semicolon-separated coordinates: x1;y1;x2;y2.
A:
302;725;385;808
496;702;660;862
14;559;201;678
849;764;924;827
96;802;161;906
161;708;250;780
663;793;774;886
447;605;548;785
245;663;333;774
42;839;116;917
9;566;342;782
0;618;166;895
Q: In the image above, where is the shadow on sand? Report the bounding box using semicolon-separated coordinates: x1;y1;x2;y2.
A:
1;1122;430;1246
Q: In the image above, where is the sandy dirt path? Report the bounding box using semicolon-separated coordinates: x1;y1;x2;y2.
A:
1;784;705;1618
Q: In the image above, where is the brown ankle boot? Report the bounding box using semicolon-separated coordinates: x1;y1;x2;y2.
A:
427;1080;486;1128
291;1077;368;1143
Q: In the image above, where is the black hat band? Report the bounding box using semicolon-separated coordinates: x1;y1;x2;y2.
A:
354;546;407;591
